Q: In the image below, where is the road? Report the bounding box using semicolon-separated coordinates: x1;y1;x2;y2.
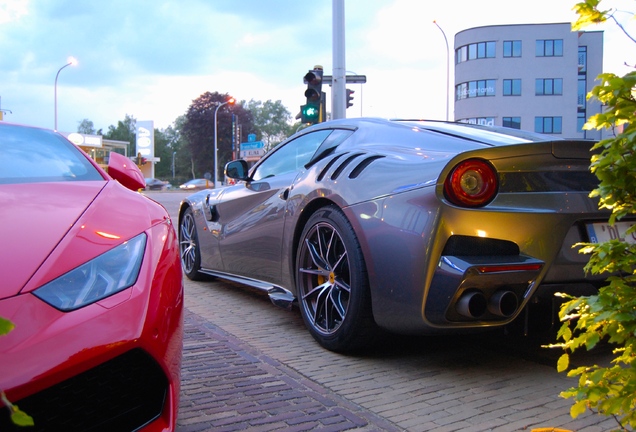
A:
145;190;616;432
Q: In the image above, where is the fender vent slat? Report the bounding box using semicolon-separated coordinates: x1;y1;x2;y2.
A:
317;154;345;181
331;153;364;180
349;155;385;179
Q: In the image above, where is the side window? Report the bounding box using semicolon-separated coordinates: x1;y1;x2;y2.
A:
252;130;332;181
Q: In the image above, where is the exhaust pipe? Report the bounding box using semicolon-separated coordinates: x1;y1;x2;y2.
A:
456;291;487;318
488;291;518;317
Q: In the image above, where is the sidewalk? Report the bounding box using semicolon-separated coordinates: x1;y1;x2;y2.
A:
178;309;401;431
176;279;616;432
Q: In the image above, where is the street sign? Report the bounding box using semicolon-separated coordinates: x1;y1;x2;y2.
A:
240;141;265;160
322;75;367;85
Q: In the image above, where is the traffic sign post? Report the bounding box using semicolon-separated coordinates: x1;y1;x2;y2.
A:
240;141;265;161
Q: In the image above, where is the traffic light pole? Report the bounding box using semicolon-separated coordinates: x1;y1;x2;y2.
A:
331;0;346;120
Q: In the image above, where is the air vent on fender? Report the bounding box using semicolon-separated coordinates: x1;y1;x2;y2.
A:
331;153;365;180
317;154;345;181
349;155;385;179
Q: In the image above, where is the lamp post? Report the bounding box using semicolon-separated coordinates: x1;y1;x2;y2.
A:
433;21;450;121
214;98;234;187
54;57;77;131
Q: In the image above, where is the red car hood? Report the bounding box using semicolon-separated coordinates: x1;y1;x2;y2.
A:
0;181;169;299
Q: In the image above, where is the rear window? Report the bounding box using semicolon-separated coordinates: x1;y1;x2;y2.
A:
0;124;103;184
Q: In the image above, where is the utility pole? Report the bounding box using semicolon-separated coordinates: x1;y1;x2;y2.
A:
332;0;346;119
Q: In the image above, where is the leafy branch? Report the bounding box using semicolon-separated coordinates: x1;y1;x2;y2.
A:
550;1;636;430
1;317;34;427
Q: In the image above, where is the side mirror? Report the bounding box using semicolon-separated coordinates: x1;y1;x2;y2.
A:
225;160;250;181
108;152;146;191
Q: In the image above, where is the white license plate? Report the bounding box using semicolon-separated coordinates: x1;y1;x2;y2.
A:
586;221;636;244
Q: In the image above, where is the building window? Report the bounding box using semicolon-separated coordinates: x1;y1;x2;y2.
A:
535;117;562;134
535;78;563;95
456;79;496;100
578;46;587;73
459;117;495;127
577;112;586;132
536;39;563;57
503;40;522;57
503;79;522;96
455;41;496;64
503;117;521;129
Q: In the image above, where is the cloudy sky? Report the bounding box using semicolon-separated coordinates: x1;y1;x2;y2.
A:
0;0;633;133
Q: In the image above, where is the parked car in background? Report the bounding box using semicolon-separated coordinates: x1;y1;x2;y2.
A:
0;123;183;431
178;117;617;352
145;177;172;191
179;178;211;190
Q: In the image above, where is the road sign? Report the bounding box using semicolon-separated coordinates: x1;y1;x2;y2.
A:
240;141;265;160
322;75;367;85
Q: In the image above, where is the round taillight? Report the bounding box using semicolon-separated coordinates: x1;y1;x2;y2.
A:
444;158;498;207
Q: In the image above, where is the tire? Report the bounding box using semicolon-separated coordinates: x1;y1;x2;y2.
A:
179;207;210;281
296;206;377;352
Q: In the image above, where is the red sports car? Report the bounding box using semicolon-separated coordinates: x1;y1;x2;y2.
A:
0;123;183;431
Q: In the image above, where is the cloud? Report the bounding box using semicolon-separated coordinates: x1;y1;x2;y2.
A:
0;0;633;132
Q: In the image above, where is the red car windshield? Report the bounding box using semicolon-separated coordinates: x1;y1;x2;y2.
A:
0;124;103;184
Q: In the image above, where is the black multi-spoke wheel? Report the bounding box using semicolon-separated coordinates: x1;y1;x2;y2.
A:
179;207;208;281
296;206;376;352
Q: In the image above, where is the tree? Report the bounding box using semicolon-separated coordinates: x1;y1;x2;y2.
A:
77;118;101;135
104;114;137;157
154;116;190;180
244;99;294;151
553;1;636;429
182;92;254;181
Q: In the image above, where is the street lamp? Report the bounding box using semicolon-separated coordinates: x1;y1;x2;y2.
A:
433;21;450;121
54;56;77;131
214;97;235;187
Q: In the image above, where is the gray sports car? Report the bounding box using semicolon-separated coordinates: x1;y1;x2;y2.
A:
178;118;615;352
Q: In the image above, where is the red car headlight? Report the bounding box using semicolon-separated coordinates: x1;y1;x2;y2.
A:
444;158;498;207
34;233;146;311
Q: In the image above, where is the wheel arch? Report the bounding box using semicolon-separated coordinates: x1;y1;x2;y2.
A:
289;198;373;298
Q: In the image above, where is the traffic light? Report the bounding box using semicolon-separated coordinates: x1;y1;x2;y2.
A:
301;104;320;124
346;88;355;109
300;66;323;124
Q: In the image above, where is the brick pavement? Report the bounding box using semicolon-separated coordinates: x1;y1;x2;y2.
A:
178;309;402;431
177;279;618;432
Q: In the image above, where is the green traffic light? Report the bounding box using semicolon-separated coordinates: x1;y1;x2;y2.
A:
301;103;320;124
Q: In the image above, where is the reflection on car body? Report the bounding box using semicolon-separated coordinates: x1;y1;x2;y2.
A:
178;117;610;352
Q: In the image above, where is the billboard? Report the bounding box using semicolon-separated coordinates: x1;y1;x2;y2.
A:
136;120;154;159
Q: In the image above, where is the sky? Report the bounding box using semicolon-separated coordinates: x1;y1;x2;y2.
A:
1;0;634;134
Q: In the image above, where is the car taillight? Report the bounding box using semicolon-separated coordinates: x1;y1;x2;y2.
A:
444;158;498;207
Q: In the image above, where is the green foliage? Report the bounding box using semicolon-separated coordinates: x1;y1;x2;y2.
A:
182;92;255;180
104;114;137;157
553;2;636;430
1;321;34;427
0;316;14;335
244;99;294;150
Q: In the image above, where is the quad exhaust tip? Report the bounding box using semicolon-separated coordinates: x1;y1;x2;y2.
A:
456;290;518;319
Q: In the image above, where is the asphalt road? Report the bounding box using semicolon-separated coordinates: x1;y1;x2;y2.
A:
145;190;616;432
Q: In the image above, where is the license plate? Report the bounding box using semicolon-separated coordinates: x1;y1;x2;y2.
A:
586;221;636;244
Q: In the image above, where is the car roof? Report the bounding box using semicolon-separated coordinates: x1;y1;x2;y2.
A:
300;117;560;147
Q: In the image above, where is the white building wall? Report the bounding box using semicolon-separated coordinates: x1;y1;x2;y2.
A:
454;23;603;140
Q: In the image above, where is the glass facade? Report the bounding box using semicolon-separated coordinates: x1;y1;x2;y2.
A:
503;79;522;96
503;40;522;57
535;117;562;134
456;79;496;100
535;78;563;95
455;41;496;64
536;39;563;57
503;117;521;129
